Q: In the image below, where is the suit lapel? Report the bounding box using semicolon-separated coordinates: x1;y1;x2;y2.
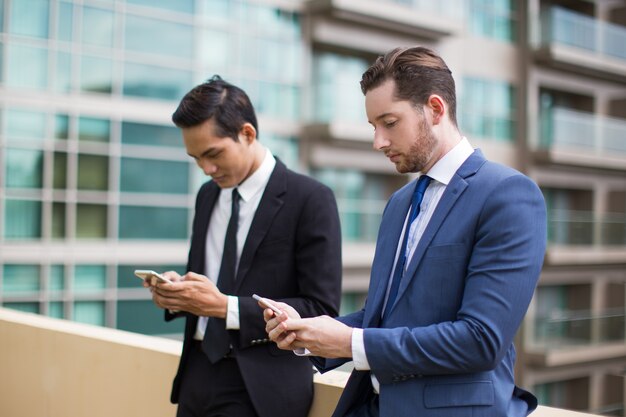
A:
232;160;286;292
189;182;220;274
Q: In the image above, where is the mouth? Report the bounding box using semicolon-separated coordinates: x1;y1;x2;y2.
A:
386;152;401;163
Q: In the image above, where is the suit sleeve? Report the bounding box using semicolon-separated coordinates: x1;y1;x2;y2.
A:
363;175;546;383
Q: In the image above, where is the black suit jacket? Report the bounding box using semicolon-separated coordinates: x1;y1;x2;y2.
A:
168;159;342;417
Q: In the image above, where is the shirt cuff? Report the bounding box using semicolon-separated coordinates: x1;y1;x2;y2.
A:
294;348;312;356
351;328;370;370
226;296;240;329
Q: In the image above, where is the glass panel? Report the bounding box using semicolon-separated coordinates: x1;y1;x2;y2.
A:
81;7;113;47
48;302;64;318
127;0;194;13
80;55;113;93
78;117;110;142
0;0;4;32
77;154;108;190
57;1;73;42
200;0;231;22
121;122;181;147
123;62;192;100
117;299;185;335
53;152;67;188
263;134;300;172
125;15;193;58
73;301;105;326
120;158;189;194
2;264;40;293
50;265;65;291
119;206;188;239
73;265;106;292
3;302;39;314
199;28;231;70
5;149;43;188
76;204;107;238
117;264;184;288
6;44;48;89
3;199;42;239
54;51;72;93
55;115;69;139
9;0;49;38
51;202;66;238
5;109;46;141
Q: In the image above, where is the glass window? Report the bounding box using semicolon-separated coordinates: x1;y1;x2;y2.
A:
121;122;181;147
77;154;108;190
117;264;184;288
54;51;72;93
53;152;67;189
50;265;65;291
80;55;113;93
200;0;231;22
2;264;40;293
5;109;46;141
57;1;73;42
120;158;189;194
3;302;39;314
51;202;66;238
48;302;64;318
125;15;193;58
199;28;231;70
78;117;109;142
127;0;194;13
9;0;49;38
469;0;517;42
3;199;42;239
81;7;114;47
6;44;48;89
117;299;185;335
5;149;43;188
263;134;300;172
0;0;4;32
55;115;69;139
76;204;107;238
123;62;192;101
119;206;188;239
73;265;106;292
73;301;105;326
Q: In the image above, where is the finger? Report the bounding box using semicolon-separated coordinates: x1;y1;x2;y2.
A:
182;271;209;282
276;331;298;350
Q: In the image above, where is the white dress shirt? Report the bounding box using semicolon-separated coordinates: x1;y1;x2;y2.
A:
194;148;276;340
352;138;474;392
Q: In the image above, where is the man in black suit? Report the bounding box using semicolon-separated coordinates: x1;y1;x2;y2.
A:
145;76;342;417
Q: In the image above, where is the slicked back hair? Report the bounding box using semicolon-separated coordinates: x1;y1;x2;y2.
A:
172;75;259;141
360;46;457;127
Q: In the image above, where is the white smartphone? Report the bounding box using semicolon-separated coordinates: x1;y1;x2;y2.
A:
252;294;283;317
134;269;173;284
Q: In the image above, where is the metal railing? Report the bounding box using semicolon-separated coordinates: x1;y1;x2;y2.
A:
548;209;626;246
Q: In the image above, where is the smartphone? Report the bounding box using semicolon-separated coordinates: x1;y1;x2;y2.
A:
134;269;173;284
252;294;283;317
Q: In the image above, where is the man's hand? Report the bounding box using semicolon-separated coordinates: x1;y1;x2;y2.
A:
149;271;228;318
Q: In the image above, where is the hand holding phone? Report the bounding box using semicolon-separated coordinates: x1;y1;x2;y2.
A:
252;294;283;317
134;269;173;284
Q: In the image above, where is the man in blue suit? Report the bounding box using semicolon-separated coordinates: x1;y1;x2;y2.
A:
264;46;546;417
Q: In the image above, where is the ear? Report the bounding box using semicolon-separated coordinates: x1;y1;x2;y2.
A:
239;123;257;144
427;95;445;126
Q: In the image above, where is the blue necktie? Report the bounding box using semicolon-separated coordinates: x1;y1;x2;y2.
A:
204;188;240;363
382;175;431;319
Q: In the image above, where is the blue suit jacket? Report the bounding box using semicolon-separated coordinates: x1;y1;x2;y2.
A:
316;150;546;417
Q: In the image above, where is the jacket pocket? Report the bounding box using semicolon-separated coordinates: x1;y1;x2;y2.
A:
424;381;494;408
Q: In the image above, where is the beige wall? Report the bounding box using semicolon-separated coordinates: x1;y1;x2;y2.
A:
0;308;600;417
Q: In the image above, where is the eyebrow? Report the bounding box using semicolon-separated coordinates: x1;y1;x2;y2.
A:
369;112;395;124
188;147;219;159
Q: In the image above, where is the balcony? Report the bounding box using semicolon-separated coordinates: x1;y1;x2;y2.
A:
0;307;603;417
534;6;626;82
533;108;626;171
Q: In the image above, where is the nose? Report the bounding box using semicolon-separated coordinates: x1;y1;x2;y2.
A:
198;159;217;176
372;130;390;151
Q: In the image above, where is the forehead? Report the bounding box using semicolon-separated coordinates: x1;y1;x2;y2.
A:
181;118;234;150
365;80;416;121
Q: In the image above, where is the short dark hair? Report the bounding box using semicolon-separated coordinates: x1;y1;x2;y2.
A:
360;46;457;127
172;75;259;141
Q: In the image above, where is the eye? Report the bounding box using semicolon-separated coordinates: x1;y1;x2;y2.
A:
384;120;397;128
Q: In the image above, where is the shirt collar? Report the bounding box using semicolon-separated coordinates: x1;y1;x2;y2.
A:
229;146;276;203
425;137;474;186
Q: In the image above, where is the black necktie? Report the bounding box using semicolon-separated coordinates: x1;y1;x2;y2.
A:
203;188;240;363
382;175;431;319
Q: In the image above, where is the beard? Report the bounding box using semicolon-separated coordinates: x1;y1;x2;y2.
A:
395;117;438;174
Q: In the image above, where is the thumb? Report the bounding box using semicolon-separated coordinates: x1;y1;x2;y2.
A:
182;272;209;282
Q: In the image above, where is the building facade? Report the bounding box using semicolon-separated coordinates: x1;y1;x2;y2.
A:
1;0;625;414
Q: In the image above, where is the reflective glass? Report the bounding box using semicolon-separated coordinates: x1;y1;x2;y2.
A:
199;28;230;70
52;202;66;238
117;264;184;289
57;1;73;42
55;115;69;139
125;15;193;58
121;122;181;147
2;264;40;293
121;158;189;194
5;109;46;141
3;199;42;239
263;134;299;172
80;55;113;93
9;0;49;38
73;265;106;291
54;51;72;93
6;44;48;89
123;62;192;100
5;149;43;188
73;301;105;326
119;206;188;239
0;0;4;32
76;204;107;238
49;302;64;318
50;265;65;291
53;152;67;189
200;0;231;21
3;302;39;313
127;0;194;13
117;299;185;335
78;117;110;142
77;154;108;190
82;7;114;47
